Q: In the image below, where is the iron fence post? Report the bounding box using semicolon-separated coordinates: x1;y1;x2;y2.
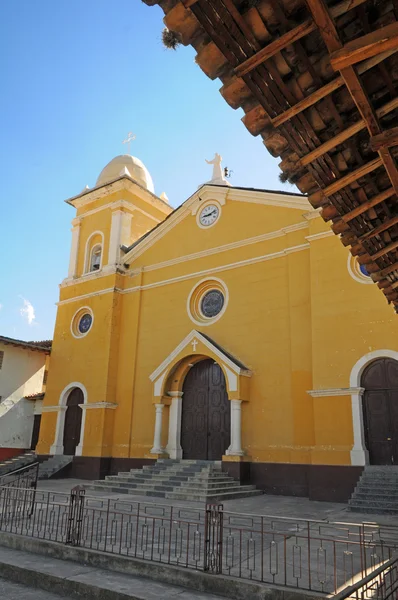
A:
204;503;223;574
66;485;85;546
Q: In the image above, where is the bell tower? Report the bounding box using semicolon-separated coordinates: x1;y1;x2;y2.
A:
64;153;173;283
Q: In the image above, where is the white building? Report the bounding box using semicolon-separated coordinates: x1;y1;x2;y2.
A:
0;336;51;458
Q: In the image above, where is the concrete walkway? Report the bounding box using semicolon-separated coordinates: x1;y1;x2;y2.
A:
0;578;76;600
0;545;230;600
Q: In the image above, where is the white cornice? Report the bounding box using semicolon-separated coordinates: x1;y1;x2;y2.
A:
57;241;310;306
124;185;310;265
60;265;124;288
303;208;322;220
73;199;162;224
65;176;171;215
307;387;365;397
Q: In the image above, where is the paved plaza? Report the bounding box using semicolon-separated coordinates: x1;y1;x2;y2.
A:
37;478;398;526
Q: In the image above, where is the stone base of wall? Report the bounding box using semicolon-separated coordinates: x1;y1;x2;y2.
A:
0;448;27;460
222;461;364;503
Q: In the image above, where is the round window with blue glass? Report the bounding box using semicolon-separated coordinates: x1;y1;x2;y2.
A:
71;307;94;338
78;313;92;334
359;263;370;278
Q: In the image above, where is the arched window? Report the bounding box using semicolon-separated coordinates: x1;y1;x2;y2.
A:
83;231;104;274
89;244;102;272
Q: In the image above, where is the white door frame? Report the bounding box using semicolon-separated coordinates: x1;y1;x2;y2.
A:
350;350;398;466
50;382;87;456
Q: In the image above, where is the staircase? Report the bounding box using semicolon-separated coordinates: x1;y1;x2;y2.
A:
38;455;74;480
349;466;398;514
85;459;262;502
0;451;37;477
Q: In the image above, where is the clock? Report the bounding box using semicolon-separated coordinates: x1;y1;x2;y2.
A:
199;204;219;227
78;313;92;334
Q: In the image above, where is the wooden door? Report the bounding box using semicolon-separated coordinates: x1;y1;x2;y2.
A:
362;358;398;465
181;359;230;460
30;414;41;450
63;388;83;456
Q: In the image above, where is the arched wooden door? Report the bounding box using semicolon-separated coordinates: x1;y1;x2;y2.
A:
181;359;230;460
63;388;83;456
362;358;398;465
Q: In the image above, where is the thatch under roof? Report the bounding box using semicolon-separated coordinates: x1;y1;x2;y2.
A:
143;0;398;310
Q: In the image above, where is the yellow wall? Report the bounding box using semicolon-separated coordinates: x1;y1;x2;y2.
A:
38;181;398;466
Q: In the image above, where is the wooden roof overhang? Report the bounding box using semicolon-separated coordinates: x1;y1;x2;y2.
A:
143;0;398;309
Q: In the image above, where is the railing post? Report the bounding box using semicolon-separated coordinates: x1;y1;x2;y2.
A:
204;503;223;574
66;485;85;546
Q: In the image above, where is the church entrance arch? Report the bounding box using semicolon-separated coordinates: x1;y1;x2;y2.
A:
181;359;230;460
63;387;84;456
362;358;398;465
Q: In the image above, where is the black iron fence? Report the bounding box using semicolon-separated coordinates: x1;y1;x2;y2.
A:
0;484;397;595
333;557;398;600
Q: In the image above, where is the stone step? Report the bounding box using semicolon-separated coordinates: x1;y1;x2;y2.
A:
348;505;398;515
86;483;262;502
351;491;398;500
104;475;236;489
90;480;258;496
348;498;398;509
107;472;235;484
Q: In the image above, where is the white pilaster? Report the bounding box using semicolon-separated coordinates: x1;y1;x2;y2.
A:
49;406;68;455
350;387;369;465
108;209;123;266
150;404;165;454
226;400;244;456
67;218;81;278
166;392;183;459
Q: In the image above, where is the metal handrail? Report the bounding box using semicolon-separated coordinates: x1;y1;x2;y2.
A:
333;558;398;600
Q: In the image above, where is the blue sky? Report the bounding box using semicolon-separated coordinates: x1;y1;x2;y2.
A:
0;0;294;341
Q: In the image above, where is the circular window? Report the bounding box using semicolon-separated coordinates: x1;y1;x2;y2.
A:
187;278;228;325
347;255;373;284
71;307;94;338
201;290;224;318
78;313;92;334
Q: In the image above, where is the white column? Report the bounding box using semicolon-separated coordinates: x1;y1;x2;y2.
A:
227;400;244;456
67;218;81;278
108;210;123;266
50;406;68;455
150;404;165;454
75;403;87;457
166;392;183;459
350;387;369;466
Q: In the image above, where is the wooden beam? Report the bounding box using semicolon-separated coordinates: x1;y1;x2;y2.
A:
234;20;316;77
371;239;398;261
358;215;398;241
371;126;398;151
305;0;398;200
330;23;398;71
342;188;395;222
301;98;398;166
309;157;382;202
272;50;395;130
379;260;398;279
272;77;343;128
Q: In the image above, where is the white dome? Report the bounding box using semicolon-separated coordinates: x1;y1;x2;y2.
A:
96;154;155;193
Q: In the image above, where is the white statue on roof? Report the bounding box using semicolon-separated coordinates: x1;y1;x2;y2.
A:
204;153;231;187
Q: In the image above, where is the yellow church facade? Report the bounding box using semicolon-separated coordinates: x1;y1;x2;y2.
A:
37;153;398;501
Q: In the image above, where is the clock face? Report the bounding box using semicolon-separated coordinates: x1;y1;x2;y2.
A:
199;204;219;227
78;313;92;334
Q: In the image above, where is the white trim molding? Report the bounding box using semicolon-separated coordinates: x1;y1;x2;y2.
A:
67;219;81;278
305;230;334;242
349;349;398;466
50;382;88;456
150;329;252;385
80;402;117;409
307;387;364;398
